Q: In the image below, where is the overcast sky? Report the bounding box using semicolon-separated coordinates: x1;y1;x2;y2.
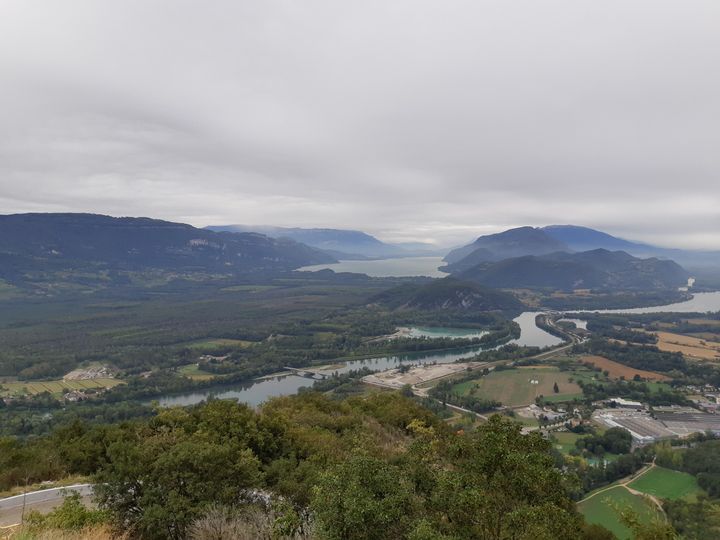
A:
1;1;719;248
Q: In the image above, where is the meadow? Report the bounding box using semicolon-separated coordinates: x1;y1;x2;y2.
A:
550;431;582;454
177;363;217;381
628;466;702;501
578;485;657;540
451;366;584;407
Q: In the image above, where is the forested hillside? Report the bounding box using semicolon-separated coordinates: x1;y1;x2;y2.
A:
0;213;335;285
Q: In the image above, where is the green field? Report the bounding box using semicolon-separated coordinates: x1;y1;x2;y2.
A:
452;366;583;407
178;363;217;381
220;285;280;293
551;431;582;454
0;378;123;397
629;466;702;501
185;338;253;350
578;486;657;540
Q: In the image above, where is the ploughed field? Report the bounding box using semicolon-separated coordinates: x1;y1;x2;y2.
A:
451;366;586;407
0;377;123;397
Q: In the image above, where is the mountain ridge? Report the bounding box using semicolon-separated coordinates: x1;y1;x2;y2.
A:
206;224;441;259
455;248;690;291
0;213;336;283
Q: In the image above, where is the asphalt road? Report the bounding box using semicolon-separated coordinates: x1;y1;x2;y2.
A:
0;484;93;527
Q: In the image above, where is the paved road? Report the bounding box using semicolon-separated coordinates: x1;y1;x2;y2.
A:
0;484;93;527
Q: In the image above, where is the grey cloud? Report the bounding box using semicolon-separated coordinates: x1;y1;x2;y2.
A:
0;0;719;248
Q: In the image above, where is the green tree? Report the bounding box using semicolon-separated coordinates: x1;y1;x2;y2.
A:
311;453;420;540
95;407;263;539
428;415;583;539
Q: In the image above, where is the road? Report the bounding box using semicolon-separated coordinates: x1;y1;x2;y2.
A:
0;484;93;527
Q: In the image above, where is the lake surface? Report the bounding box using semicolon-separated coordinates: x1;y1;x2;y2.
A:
297;256;448;278
557;318;588;330
156;312;560;407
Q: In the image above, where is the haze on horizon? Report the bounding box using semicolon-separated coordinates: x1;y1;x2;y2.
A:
1;1;719;249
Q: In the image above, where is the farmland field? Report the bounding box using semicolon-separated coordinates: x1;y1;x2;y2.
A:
0;377;123;397
451;366;583;407
579;486;657;540
580;355;670;381
628;466;702;501
653;331;720;361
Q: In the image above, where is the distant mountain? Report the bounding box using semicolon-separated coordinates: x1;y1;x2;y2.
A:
455;249;690;291
542;225;656;254
372;278;524;312
542;225;720;271
206;225;440;259
0;213;335;282
443;227;568;270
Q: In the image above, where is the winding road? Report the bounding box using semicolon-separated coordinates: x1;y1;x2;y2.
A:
0;484;93;528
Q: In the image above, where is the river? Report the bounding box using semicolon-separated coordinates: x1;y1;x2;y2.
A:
567;291;720;315
155;311;562;407
155;293;720;408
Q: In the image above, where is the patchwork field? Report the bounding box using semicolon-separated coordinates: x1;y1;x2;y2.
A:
654;331;720;361
580;355;670;381
452;366;583;407
628;466;702;501
579;486;657;540
0;377;123;397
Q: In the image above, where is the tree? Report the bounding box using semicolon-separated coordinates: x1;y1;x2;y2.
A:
580;523;617;540
427;415;584;539
311;454;419;540
94;406;264;539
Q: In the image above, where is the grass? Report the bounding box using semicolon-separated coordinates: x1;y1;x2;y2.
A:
0;378;123;397
628;466;702;501
177;363;217;381
551;431;581;454
185;338;252;351
220;285;280;292
578;485;657;540
451;367;583;407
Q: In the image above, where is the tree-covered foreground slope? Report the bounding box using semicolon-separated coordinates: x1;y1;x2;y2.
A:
3;392;608;540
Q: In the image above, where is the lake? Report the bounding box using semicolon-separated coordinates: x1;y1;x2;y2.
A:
297;256;448;277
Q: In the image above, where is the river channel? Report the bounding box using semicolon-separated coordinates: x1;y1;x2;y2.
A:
155;292;720;408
